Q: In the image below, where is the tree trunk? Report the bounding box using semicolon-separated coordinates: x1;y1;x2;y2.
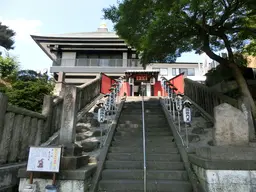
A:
229;62;256;117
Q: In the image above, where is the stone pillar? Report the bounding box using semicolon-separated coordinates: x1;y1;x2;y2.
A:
238;96;255;141
59;85;78;153
0;93;8;139
54;72;65;96
59;85;89;170
146;83;151;96
40;95;53;143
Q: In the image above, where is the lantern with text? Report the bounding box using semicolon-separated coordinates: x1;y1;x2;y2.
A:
150;77;155;85
98;108;105;123
128;77;134;85
183;100;192;123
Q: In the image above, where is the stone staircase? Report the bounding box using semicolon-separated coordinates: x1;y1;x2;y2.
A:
97;98;192;191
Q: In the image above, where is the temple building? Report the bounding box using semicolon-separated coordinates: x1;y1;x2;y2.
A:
31;22;207;88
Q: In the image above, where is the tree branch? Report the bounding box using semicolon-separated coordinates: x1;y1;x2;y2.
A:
221;34;234;62
227;27;256;34
213;0;241;27
201;32;227;64
220;0;228;9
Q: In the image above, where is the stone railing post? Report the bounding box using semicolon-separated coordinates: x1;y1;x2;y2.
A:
0;93;8;140
41;95;53;143
59;85;89;170
239;96;255;141
54;72;65;96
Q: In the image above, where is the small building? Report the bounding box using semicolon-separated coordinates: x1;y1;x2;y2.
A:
31;23;142;85
31;23;207;85
148;62;206;82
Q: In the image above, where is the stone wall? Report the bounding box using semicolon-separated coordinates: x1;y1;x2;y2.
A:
0;76;102;191
0;93;64;191
187;102;256;192
192;165;256;192
184;78;239;117
0;94;64;165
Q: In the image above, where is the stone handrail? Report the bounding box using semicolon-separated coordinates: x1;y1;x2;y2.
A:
184;78;238;116
0;93;64;165
76;76;101;112
59;76;102;152
0;75;102;165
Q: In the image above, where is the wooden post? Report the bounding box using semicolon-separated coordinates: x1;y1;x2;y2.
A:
0;93;8;139
59;85;78;155
29;172;34;184
41;95;53;143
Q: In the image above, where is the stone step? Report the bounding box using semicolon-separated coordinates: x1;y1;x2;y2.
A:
114;135;173;142
118;117;167;121
117;125;169;129
111;140;176;148
122;109;163;113
115;131;172;137
109;146;178;153
117;123;169;128
101;169;188;180
117;121;169;125
107;153;181;161
121;112;164;115
146;125;170;129
116;128;170;133
98;179;192;192
120;114;165;117
105;161;185;170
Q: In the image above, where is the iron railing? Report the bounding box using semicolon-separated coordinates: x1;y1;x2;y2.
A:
53;58;142;68
141;83;147;192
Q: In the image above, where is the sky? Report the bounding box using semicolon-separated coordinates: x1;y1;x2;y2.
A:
1;0;204;73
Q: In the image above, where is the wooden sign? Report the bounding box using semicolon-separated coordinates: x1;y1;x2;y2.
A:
27;146;61;173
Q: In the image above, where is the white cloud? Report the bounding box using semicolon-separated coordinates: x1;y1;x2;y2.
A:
0;17;42;41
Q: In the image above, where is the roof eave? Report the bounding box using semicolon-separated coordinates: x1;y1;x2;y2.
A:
31;35;55;61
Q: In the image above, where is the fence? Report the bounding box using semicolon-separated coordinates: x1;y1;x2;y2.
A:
184;78;239;116
0;93;63;165
0;76;102;165
76;76;101;112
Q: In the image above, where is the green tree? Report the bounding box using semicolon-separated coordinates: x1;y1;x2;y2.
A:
0;56;19;90
103;0;256;115
0;57;54;111
243;40;256;56
0;24;54;112
0;22;15;50
5;70;54;112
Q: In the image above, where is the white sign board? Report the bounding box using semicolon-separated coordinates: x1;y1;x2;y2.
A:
27;147;61;173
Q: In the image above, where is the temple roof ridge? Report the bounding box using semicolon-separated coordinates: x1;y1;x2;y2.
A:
32;31;119;38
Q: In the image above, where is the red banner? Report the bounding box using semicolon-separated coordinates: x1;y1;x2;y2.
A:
100;73;117;94
169;73;184;94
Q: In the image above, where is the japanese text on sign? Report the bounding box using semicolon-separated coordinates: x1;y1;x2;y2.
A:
136;75;148;81
27;147;61;173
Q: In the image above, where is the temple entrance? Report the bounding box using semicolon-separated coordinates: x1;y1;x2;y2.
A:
125;70;159;96
133;82;141;96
